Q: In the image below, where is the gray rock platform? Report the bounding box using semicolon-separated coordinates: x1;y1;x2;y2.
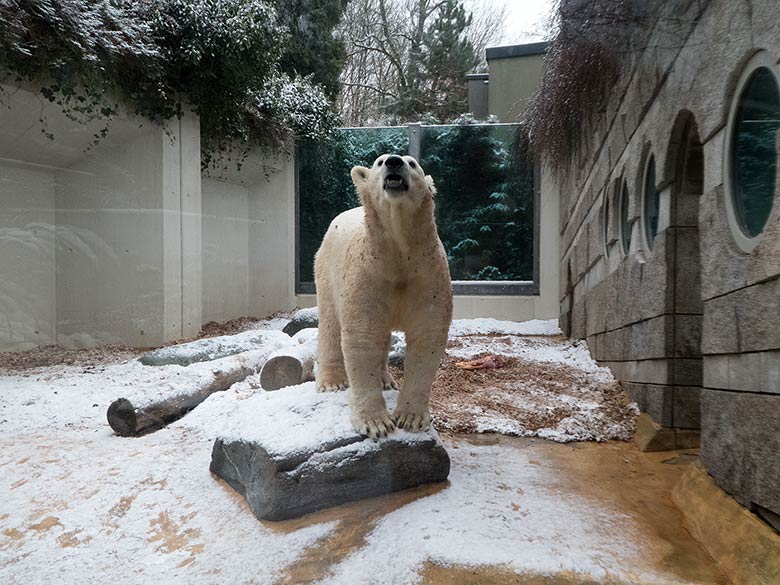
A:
209;383;449;521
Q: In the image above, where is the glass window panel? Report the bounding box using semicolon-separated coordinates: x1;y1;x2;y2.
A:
732;67;780;238
643;155;660;249
620;181;631;254
297;127;409;284
419;124;534;282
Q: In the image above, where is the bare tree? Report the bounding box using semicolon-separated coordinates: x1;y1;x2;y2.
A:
462;0;507;70
336;0;507;126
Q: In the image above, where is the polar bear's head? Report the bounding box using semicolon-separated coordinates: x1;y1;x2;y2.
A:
350;154;435;209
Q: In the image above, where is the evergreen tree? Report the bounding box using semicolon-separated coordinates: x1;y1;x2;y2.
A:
271;0;349;99
422;0;478;121
422;123;534;281
387;0;478;122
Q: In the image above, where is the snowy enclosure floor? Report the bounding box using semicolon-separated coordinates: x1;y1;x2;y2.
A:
0;317;727;584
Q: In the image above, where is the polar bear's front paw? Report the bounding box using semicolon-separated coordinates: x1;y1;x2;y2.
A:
381;370;398;390
316;368;348;392
351;409;395;438
392;409;431;432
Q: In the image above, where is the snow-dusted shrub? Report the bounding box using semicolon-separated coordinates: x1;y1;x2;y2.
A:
0;0;339;162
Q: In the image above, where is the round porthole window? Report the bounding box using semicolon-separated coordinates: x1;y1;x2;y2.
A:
643;155;660;250
725;54;780;251
620;180;631;255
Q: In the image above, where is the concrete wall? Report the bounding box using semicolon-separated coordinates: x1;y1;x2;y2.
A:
0;85;202;350
550;0;780;518
54;117;202;348
486;43;547;122
0;163;57;350
466;74;489;119
202;152;295;324
1;75;560;352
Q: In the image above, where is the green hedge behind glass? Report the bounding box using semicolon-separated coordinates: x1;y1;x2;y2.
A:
297;124;534;284
298;127;409;283
420;124;533;281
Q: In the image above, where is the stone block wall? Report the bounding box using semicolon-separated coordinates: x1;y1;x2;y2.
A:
551;0;780;518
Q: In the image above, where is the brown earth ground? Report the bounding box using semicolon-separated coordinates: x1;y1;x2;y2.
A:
0;343;140;371
274;436;728;584
392;337;636;440
0;314;285;372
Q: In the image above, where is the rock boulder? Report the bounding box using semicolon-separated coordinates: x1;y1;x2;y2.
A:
209;383;449;521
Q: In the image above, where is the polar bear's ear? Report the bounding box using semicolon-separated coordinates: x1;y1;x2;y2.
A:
425;175;437;197
351;166;370;187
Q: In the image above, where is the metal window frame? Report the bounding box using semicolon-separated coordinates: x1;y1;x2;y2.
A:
295;123;541;297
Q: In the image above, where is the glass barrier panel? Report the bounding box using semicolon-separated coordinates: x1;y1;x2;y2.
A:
297;127;409;285
420;124;534;282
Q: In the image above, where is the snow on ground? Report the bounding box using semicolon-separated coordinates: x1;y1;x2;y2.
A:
450;317;561;337
0;338;292;434
0;421;684;585
0;423;337;584
318;441;646;585
0;316;666;585
447;333;610;381
427;328;636;443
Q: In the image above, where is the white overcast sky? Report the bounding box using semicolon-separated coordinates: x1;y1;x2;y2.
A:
465;0;556;46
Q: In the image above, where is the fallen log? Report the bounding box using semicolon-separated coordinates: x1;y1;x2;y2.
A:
139;330;289;366
260;338;318;390
107;365;254;437
282;307;319;336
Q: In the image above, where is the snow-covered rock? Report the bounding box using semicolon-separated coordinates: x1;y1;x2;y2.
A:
209;383;449;520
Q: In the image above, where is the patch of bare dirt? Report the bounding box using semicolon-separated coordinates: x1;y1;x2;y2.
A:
198;315;276;338
0;313;292;372
391;349;637;441
0;344;139;372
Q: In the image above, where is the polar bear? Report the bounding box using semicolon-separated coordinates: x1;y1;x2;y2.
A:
314;154;453;438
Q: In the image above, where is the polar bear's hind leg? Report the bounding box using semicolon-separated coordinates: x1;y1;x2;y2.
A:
315;295;348;392
393;326;448;431
381;334;398;390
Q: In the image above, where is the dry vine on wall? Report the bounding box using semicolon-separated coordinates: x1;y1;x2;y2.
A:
524;0;697;170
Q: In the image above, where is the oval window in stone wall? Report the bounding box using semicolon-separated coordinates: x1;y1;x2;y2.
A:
731;66;780;240
620;180;631;255
643;155;660;250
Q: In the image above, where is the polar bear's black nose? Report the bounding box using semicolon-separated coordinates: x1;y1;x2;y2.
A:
385;155;404;170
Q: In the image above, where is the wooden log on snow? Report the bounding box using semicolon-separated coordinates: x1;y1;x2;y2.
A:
107;364;254;437
260;339;318;390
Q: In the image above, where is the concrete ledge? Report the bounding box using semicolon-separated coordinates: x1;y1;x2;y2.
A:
672;464;780;585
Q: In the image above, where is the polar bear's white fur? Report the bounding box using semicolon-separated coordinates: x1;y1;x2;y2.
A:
314;154;453;438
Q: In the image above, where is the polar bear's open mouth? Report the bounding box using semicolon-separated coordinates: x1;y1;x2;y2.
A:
383;174;409;192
